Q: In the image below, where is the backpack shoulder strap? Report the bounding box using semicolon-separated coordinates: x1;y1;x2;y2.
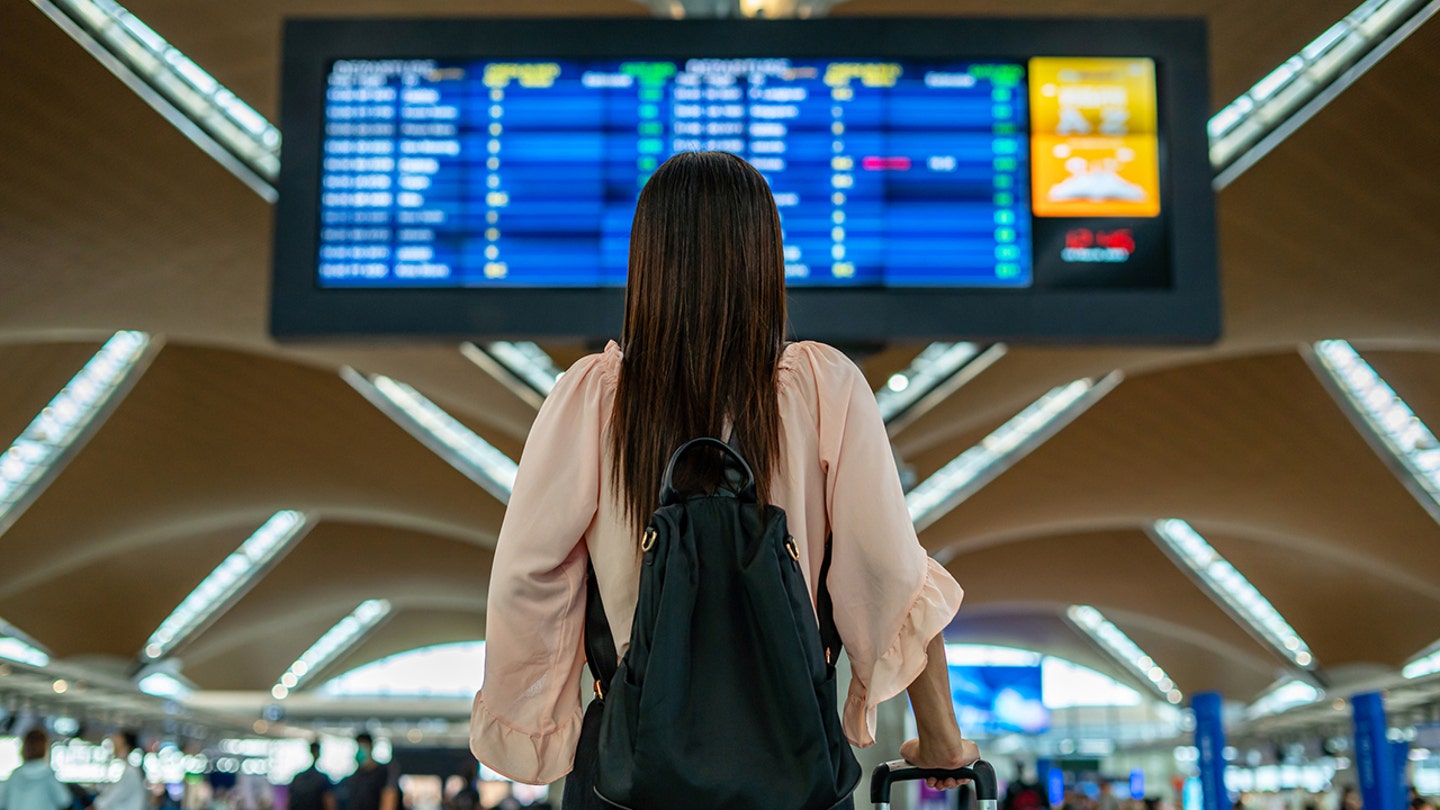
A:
729;430;843;666
584;561;619;697
816;533;842;666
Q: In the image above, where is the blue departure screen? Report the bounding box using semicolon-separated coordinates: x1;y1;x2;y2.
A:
316;58;1032;289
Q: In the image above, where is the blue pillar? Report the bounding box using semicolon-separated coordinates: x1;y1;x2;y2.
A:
1392;740;1411;809
1192;692;1227;810
1352;692;1400;810
1035;759;1055;807
1048;760;1071;807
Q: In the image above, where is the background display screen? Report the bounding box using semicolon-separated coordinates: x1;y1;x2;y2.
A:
318;57;1038;289
948;662;1051;735
272;18;1217;341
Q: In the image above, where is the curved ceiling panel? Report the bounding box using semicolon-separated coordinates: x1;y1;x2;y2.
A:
0;3;269;347
1357;350;1440;435
2;0;1438;718
942;528;1280;698
831;0;1361;112
1113;613;1280;701
0;4;542;447
1203;530;1440;670
288;345;536;458
1214;16;1440;349
0;343;506;594
895;346;1203;469
120;0;651;122
318;609;486;690
922;352;1440;589
943;606;1150;693
892;18;1440;462
179;521;492;690
0;341;106;447
0;522;256;659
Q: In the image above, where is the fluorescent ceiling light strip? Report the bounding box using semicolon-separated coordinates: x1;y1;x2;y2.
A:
883;343;1008;437
0;331;152;538
1310;340;1440;522
0;619;51;667
1151;518;1317;670
142;510;308;661
1066;605;1183;704
342;368;518;504
38;0;1421;206
459;341;562;410
1210;0;1437;189
319;640;486;698
136;671;193;699
31;0;279;199
1245;679;1324;719
877;342;985;418
273;599;392;698
486;342;561;396
907;372;1122;533
945;643;1042;667
1403;644;1440;679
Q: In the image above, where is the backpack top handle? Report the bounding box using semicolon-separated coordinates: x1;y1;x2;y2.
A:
659;437;757;506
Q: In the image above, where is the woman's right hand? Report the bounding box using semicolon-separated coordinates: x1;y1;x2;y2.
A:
899;736;981;790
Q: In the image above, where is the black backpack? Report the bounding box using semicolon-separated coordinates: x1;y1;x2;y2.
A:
583;438;861;809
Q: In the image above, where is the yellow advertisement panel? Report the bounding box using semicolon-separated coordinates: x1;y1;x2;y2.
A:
1029;57;1161;218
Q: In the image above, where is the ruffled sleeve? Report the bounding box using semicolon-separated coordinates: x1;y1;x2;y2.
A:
798;342;965;748
470;350;612;784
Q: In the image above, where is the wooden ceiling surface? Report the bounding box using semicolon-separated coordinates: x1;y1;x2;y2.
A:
181;521;492;688
322;609;487;688
1118;617;1280;700
120;0;650;122
0;0;1436;699
921;353;1440;586
832;0;1361;112
0;343;506;600
943;608;1149;694
894;16;1440;464
0;341;103;449
1202;530;1440;669
1360;350;1440;434
943;529;1280;692
0;522;255;659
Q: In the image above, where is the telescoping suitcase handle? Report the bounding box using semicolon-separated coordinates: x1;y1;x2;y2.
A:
870;758;998;810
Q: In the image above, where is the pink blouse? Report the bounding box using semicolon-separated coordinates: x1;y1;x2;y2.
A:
469;340;964;784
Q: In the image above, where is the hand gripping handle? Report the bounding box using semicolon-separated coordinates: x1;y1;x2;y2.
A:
870;758;997;809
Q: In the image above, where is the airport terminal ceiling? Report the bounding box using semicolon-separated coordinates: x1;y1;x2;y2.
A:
1;0;1439;744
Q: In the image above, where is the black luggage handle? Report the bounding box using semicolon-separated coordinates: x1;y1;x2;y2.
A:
870;758;997;809
659;437;757;505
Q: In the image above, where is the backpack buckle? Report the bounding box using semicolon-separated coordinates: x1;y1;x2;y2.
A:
784;537;800;562
641;527;657;553
594;679;605;700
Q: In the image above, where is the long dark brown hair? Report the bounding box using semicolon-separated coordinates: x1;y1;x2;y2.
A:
610;152;787;532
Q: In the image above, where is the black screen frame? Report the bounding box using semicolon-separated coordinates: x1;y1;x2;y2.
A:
272;17;1218;343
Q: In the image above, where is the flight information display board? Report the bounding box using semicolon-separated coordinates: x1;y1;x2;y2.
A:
273;18;1217;342
317;57;1037;289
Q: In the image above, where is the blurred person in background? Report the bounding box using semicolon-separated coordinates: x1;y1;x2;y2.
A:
1340;786;1362;810
1410;797;1434;810
0;728;71;810
1003;764;1049;810
339;735;396;810
445;769;477;810
286;743;335;810
485;788;520;810
88;732;145;810
1098;782;1120;810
